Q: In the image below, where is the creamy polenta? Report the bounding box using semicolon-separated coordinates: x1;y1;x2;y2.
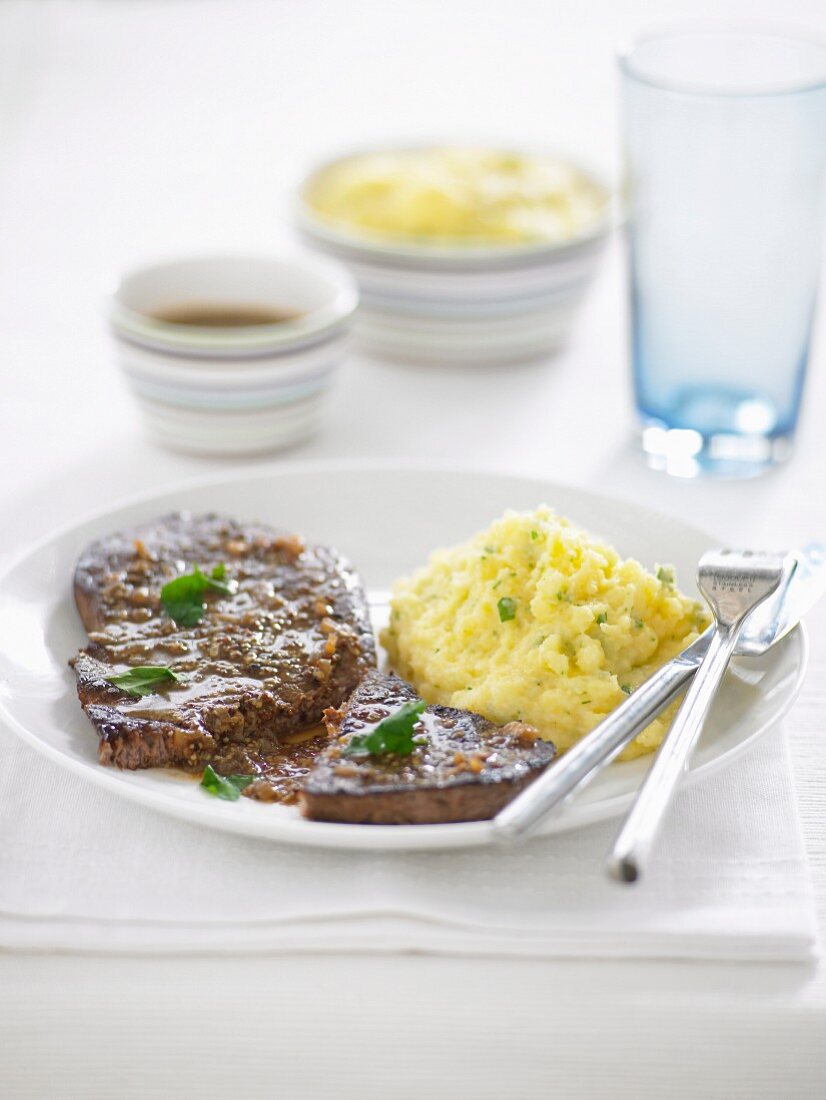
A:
381;508;709;760
305;148;609;246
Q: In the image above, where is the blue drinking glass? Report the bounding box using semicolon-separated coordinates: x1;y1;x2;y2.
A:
620;27;826;477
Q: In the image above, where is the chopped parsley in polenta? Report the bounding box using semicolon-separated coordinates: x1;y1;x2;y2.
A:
380;508;709;760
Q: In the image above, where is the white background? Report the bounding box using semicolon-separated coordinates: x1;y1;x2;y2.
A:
2;1;826;1097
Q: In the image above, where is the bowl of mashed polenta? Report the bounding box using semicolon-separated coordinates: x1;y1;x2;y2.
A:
298;146;611;256
295;145;613;365
381;507;710;761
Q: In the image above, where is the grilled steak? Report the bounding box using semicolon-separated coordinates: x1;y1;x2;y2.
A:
71;513;376;773
301;670;556;824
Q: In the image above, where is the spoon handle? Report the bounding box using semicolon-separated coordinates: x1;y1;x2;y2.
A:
606;626;738;882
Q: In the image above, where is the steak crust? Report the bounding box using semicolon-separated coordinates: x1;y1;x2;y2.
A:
300;670;556;824
70;513;376;773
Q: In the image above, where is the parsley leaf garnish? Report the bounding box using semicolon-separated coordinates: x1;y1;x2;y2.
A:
595;612;608;625
161;563;234;626
657;565;675;586
497;596;517;622
200;764;255;801
106;665;182;697
342;699;427;759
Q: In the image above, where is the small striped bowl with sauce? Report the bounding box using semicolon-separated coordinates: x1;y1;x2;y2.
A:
109;254;358;456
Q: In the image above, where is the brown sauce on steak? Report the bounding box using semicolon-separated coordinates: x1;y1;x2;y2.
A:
241;728;331;804
70;513;376;776
301;670;557;824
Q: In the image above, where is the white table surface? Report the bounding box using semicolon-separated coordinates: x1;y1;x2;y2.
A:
2;1;826;1096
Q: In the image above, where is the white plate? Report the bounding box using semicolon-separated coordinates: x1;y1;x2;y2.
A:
0;464;807;851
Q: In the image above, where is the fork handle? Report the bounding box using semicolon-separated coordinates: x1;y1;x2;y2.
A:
492;652;700;843
606;627;738;882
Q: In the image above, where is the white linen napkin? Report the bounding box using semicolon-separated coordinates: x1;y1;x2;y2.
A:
0;722;816;961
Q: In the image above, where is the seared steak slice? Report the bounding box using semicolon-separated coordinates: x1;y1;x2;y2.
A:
301;670;556;824
71;513;376;772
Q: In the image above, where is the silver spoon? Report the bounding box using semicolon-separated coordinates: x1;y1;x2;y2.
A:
605;548;793;883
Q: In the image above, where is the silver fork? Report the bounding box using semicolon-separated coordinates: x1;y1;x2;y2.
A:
606;548;792;883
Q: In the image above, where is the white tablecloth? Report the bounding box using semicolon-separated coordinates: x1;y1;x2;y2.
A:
3;1;826;1097
1;723;815;961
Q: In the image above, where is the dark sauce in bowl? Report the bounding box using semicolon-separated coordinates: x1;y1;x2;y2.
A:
151;303;302;327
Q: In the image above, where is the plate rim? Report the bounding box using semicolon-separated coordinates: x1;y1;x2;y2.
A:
0;459;810;850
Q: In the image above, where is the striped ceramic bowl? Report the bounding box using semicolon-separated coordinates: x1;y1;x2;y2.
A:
295;146;614;366
109;254;358;456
